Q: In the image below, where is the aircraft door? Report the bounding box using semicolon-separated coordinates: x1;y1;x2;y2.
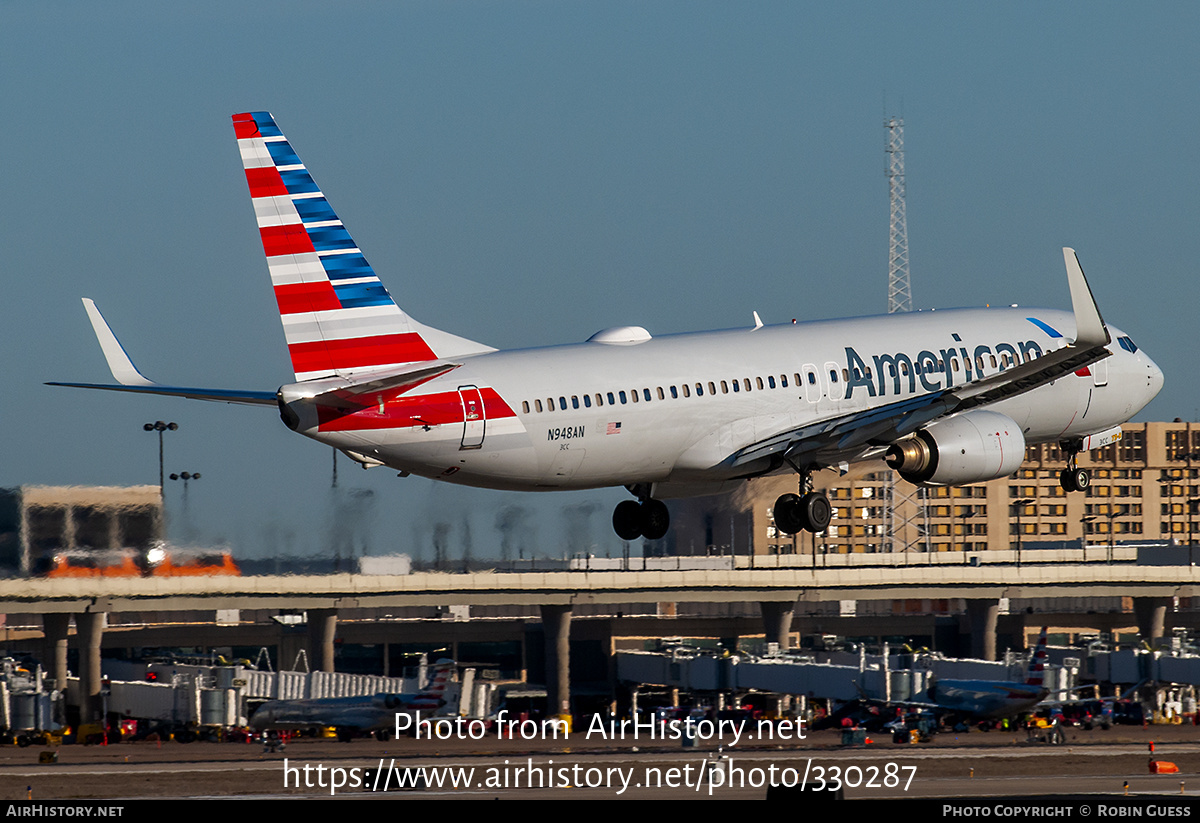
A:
802;365;819;404
820;361;841;413
458;386;485;449
1092;358;1108;387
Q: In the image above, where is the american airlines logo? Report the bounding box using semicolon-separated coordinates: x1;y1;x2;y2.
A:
842;337;1044;400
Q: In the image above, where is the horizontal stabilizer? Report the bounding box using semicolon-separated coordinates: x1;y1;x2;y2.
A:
283;361;462;412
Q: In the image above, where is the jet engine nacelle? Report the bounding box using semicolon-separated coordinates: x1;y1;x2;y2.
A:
885;410;1026;486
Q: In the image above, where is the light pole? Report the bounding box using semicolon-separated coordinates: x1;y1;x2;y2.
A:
143;421;177;498
169;471;200;540
1012;498;1034;567
1106;504;1125;564
1080;515;1097;562
169;471;200;497
958;505;977;564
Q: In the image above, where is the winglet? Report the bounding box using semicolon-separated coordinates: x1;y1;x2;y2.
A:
81;298;154;386
1062;248;1110;348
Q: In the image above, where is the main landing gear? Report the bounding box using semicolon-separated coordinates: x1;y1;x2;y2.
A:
772;468;832;535
1059;444;1091;493
612;492;670;541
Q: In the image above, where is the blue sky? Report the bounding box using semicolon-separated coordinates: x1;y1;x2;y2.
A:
2;2;1196;562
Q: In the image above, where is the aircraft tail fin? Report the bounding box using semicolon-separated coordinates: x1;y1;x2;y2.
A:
232;112;493;383
418;659;456;701
1025;626;1049;687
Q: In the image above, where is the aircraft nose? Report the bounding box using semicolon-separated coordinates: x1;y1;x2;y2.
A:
1145;353;1165;401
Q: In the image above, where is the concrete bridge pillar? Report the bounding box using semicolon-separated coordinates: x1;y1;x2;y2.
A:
307;609;338;673
760;601;795;650
541;604;572;720
76;611;106;722
965;600;999;661
41;613;71;693
1133;597;1171;646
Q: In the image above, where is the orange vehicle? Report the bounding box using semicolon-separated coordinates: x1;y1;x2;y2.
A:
42;547;239;578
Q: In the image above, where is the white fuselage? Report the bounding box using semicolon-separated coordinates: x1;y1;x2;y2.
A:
297;307;1162;496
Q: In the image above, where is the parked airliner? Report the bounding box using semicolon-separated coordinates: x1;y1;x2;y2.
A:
50;112;1163;540
250;659;455;740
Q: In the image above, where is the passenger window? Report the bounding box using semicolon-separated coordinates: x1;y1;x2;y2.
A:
584;395;592;408
607;392;615;405
696;383;704;396
683;384;691;397
657;387;664;400
781;375;788;388
952;360;959;372
841;368;849;382
670;386;678;399
548;398;555;411
975;356;984;372
768;376;776;389
572;396;580;409
755;377;763;390
596;393;604;407
535;399;543;412
708;381;716;395
620;391;627;404
731;380;739;393
989;355;997;368
559;396;567;409
631;389;638;403
830;370;839;383
522;401;530;414
644;388;652;402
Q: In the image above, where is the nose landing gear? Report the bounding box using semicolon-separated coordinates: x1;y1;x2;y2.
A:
1059;443;1091;492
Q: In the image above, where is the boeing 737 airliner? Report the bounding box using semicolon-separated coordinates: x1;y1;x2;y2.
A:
50;112;1164;540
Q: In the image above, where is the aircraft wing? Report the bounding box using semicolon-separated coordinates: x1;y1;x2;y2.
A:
49;299;466;411
731;248;1112;470
46;299;278;406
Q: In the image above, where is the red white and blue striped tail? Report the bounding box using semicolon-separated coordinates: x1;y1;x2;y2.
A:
232;112;493;383
1025;626;1049;687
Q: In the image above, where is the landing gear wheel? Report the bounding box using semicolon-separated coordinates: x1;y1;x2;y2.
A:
613;500;643;540
773;493;804;535
1060;467;1090;492
801;491;832;533
639;499;670;541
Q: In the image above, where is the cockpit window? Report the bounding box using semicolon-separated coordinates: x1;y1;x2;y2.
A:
1118;336;1139;353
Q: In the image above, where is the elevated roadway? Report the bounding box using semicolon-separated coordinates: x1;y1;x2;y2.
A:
0;561;1196;612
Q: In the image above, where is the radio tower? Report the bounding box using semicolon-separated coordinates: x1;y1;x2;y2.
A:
881;115;930;556
886;116;911;314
